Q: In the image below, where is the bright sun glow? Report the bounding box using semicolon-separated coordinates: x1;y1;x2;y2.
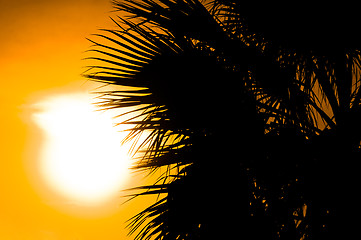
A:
32;93;130;205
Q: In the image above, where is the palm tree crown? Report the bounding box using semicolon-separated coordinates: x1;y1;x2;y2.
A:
85;1;361;239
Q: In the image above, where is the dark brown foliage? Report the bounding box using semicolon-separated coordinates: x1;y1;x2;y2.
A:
85;1;361;239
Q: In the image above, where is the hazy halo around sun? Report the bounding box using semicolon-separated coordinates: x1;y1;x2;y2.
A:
31;92;131;205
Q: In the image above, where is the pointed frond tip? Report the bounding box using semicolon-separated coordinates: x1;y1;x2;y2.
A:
84;1;361;239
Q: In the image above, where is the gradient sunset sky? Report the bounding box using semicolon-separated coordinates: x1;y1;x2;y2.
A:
0;0;153;239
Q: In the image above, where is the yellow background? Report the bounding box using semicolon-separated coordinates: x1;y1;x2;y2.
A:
0;0;152;239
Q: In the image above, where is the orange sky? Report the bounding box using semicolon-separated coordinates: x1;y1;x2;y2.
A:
0;1;154;239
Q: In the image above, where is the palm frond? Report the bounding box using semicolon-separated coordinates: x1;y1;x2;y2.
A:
86;1;309;239
86;1;361;240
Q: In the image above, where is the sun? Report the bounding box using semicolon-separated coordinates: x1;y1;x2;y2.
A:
31;93;131;205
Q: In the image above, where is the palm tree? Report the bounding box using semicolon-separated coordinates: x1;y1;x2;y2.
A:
85;1;361;239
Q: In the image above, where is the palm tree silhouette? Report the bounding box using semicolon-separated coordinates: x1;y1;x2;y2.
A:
85;1;361;239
